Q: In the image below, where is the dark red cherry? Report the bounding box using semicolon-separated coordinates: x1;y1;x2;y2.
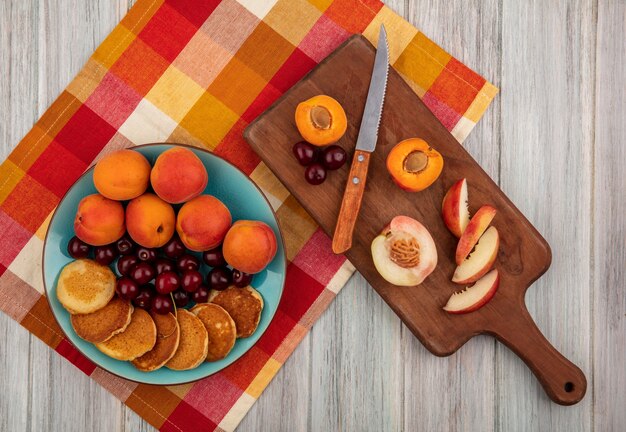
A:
181;270;203;293
133;286;154;310
162;235;185;259
116;277;139;301
304;163;326;185
94;244;117;266
232;269;253;288
321;145;347;170
172;289;190;308
136;247;157;262
192;285;210;303
115;235;135;256
177;254;200;272
117;255;139;277
292;141;319;166
208;267;232;291
155;271;180;294
151;294;174;315
154;258;176;275
67;236;90;259
202;247;226;267
130;262;156;285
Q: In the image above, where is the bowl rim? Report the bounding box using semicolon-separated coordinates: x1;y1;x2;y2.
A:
41;142;288;386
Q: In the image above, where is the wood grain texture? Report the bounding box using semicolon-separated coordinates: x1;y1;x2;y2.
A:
1;0;624;430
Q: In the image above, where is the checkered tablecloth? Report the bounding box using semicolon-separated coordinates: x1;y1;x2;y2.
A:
0;0;497;430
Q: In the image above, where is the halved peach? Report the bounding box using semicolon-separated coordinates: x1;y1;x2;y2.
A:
452;226;499;284
386;138;443;192
371;215;437;286
295;95;347;146
443;269;499;314
442;178;470;238
455;205;496;265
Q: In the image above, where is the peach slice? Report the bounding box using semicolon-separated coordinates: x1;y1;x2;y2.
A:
455;205;496;265
443;269;499;314
371;216;438;286
441;178;470;238
452;226;499;284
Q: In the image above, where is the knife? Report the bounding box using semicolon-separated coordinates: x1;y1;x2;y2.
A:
332;25;389;254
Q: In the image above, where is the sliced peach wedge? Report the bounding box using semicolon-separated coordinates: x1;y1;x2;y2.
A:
455;205;497;265
443;269;499;314
452;226;499;284
371;216;437;286
441;178;470;238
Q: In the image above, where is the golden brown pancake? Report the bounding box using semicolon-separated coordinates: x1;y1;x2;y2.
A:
165;309;208;370
132;312;180;372
209;286;263;338
95;308;156;361
192;303;236;362
70;297;133;343
56;259;116;314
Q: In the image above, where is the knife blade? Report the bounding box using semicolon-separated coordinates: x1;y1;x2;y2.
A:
332;25;389;254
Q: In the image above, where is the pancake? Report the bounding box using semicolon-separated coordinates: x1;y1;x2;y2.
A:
166;309;208;371
191;303;236;362
132;312;180;372
56;259;116;314
70;297;133;343
95;308;156;361
209;286;263;338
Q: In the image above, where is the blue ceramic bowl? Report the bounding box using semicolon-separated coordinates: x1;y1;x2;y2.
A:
43;143;286;385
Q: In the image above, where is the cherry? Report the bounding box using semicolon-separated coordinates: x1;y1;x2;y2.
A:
172;289;190;308
155;271;180;294
67;236;90;259
116;235;135;256
136;247;157;262
208;267;232;291
232;269;253;288
321;145;347;170
151;294;174;315
154;258;176;275
177;254;200;272
117;255;139;277
130;262;156;285
202;247;226;267
133;286;154;310
116;277;139;301
94;244;117;266
181;270;203;293
192;285;210;303
304;163;327;185
162;235;185;259
292;141;319;166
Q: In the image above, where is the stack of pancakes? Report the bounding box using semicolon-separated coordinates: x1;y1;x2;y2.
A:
56;259;265;372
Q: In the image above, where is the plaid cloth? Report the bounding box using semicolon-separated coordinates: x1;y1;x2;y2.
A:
0;0;497;430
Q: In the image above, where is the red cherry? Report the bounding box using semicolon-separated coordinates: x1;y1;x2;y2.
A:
292;141;319;166
177;254;200;272
321;145;348;170
136;247;157;262
304;163;327;185
154;258;176;275
162;235;185;259
67;236;90;259
181;270;203;293
202;248;226;267
130;262;156;285
116;277;139;300
172;289;190;308
192;285;210;303
232;269;253;288
133;286;154;310
151;294;174;315
117;255;139;277
94;244;117;266
155;271;180;294
116;235;135;256
208;267;232;291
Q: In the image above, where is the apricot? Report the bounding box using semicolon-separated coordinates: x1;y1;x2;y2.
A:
295;95;347;146
222;220;277;274
176;195;231;252
150;147;208;204
386;138;444;192
93;149;151;200
126;193;176;248
74;194;125;246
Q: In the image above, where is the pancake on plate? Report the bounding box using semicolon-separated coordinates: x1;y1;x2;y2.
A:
191;303;236;362
95;308;156;361
165;309;208;371
56;259;116;314
70;297;132;343
132;312;180;372
209;286;263;338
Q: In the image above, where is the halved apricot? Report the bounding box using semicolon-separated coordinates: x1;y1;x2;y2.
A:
295;95;347;146
386;138;444;192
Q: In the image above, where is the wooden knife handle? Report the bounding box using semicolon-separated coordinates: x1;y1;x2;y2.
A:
332;150;371;254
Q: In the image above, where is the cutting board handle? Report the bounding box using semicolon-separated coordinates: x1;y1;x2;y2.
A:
488;301;587;405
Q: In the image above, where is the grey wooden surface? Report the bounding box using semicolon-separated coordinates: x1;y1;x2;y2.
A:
0;0;624;431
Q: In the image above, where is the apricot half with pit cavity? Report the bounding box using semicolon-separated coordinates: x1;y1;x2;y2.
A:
386;138;444;192
371;215;438;286
295;95;347;146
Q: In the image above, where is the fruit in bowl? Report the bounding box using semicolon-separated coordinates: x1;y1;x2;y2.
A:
74;194;125;246
223;220;278;274
176;195;232;251
125;193;176;248
150;147;208;204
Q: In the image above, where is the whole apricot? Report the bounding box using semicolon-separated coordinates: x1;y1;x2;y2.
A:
150;147;208;204
176;195;232;252
74;194;125;246
93;149;152;200
126;193;176;248
223;220;277;274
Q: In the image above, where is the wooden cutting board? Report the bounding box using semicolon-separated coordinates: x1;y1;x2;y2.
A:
244;35;586;405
